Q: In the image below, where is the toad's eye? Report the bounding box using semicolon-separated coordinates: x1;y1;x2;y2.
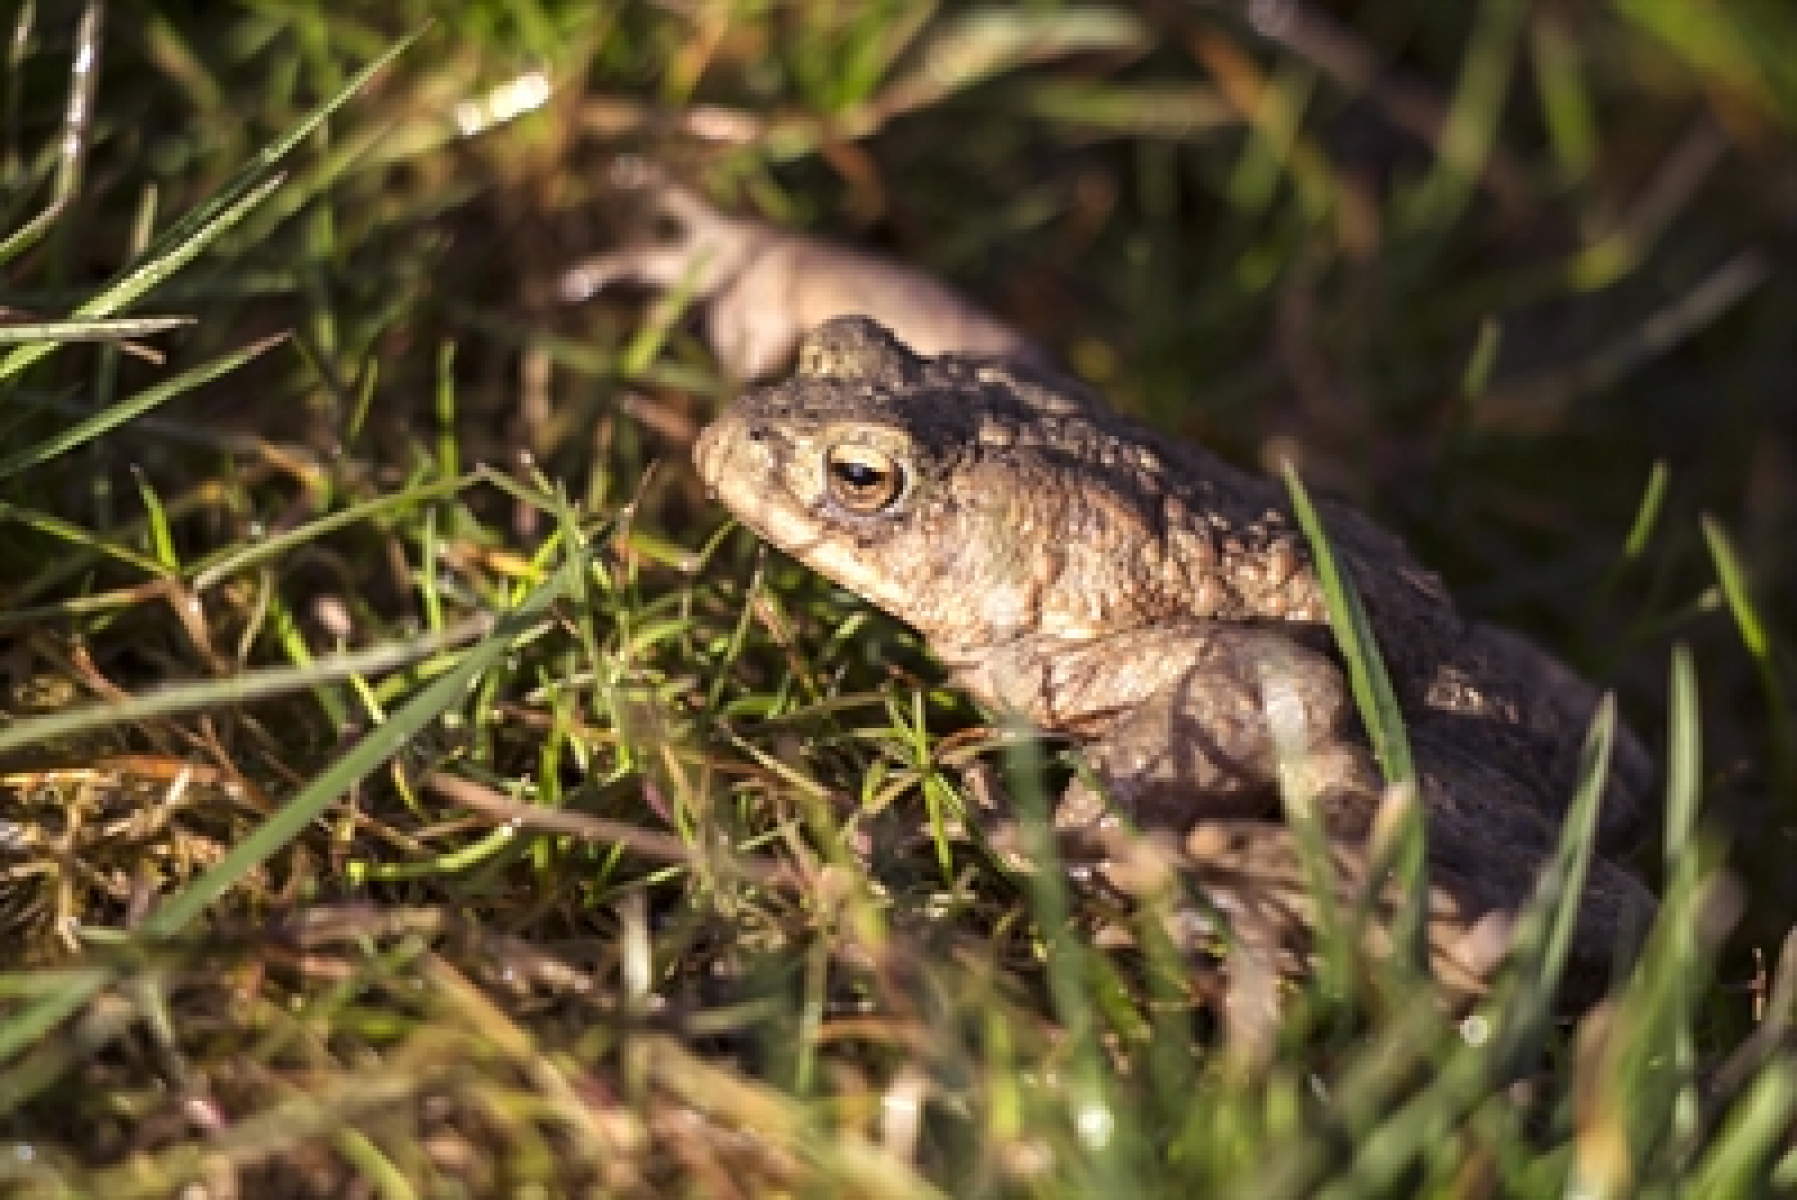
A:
824;444;905;513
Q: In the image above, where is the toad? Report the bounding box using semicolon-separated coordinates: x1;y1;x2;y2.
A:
694;315;1656;1004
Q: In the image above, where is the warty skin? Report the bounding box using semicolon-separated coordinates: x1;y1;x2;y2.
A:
696;315;1656;1004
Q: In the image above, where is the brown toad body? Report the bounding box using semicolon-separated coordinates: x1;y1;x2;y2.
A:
694;316;1656;1002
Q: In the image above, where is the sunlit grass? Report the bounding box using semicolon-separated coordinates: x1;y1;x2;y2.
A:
0;0;1791;1194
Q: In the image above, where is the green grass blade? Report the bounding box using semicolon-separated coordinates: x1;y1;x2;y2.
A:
0;334;285;481
1684;1059;1797;1198
1664;646;1702;881
0;499;172;579
1701;515;1792;789
0;967;110;1069
1622;461;1671;562
189;471;476;591
132;468;180;571
0;620;487;758
1283;463;1427;979
1282;466;1415;786
1485;697;1613;1066
1663;645;1704;1151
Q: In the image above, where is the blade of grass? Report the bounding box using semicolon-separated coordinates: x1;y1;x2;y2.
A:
1403;0;1527;229
0;314;193;345
1485;697;1615;1065
1622;461;1671;562
189;471;475;591
1701;515;1792;790
1569;649;1714;1193
0;0;100;264
1663;645;1704;1151
0;499;173;579
131;467;180;571
1684;1058;1797;1198
1282;467;1415;786
1530;10;1600;191
0;333;285;481
0;616;489;758
1611;0;1797;126
1284;463;1426;978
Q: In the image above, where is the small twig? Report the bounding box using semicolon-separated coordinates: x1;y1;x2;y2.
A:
423;772;795;889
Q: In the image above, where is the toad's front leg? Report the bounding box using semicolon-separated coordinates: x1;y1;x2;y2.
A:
949;621;1386;833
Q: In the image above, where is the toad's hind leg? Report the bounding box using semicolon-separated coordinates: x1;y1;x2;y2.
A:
1153;787;1654;1010
1144;817;1496;1003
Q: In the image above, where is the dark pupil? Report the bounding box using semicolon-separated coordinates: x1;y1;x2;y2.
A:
834;461;884;491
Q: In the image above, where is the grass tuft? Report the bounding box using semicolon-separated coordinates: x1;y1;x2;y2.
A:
0;0;1792;1193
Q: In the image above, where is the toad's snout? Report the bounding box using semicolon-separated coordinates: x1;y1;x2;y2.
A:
692;414;738;497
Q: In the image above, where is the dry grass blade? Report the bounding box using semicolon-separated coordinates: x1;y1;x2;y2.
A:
0;1;1789;1192
0;0;102;263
